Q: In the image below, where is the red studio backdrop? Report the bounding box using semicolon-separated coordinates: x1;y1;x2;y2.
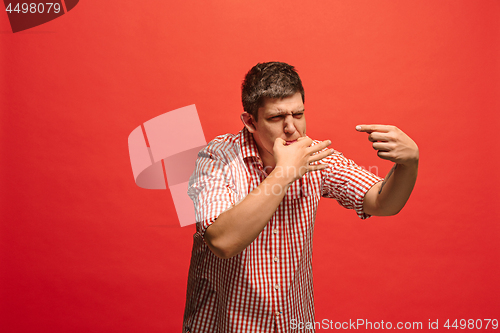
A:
1;1;499;332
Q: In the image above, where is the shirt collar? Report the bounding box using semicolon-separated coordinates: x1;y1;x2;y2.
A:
240;127;261;161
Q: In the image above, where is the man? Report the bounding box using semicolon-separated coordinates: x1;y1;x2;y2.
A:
183;62;418;333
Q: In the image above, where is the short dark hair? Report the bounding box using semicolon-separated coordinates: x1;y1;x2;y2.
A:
241;62;305;120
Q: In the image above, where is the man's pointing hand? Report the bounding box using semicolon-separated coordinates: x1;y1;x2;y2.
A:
356;124;419;166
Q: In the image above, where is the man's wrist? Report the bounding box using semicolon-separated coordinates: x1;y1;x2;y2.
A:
270;165;301;186
268;167;295;189
396;159;419;170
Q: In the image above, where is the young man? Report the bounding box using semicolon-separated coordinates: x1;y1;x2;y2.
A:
183;62;418;333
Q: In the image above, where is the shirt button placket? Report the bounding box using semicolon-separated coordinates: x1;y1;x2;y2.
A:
272;226;281;328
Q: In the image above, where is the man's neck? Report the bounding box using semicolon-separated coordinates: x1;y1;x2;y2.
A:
256;144;276;174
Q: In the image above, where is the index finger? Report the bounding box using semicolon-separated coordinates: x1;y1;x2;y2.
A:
297;136;313;146
355;124;392;133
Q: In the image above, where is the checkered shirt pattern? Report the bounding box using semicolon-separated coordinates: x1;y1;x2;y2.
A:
183;127;382;333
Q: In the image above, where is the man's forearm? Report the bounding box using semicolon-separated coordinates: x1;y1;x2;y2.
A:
364;161;418;216
204;170;291;259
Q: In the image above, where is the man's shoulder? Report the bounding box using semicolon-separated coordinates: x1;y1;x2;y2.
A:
209;131;241;145
198;130;243;162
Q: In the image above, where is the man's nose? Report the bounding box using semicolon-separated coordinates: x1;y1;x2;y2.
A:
284;116;296;134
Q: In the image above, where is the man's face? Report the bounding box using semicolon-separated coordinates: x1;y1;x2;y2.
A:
247;92;307;166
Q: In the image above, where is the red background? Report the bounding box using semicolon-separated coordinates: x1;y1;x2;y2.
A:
1;1;499;332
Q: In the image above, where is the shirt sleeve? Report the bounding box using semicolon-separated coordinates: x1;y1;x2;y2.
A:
321;150;383;219
187;144;238;236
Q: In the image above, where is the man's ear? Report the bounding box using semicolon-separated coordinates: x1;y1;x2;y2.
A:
240;112;257;133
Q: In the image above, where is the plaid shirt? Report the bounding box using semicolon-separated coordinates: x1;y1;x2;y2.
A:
183;127;382;333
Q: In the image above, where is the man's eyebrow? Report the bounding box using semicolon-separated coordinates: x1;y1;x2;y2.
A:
268;109;305;117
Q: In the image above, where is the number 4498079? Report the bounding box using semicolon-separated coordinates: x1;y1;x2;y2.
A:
444;319;498;330
5;3;62;14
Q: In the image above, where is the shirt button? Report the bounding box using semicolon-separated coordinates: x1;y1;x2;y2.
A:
272;229;278;234
274;284;280;290
273;256;279;262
